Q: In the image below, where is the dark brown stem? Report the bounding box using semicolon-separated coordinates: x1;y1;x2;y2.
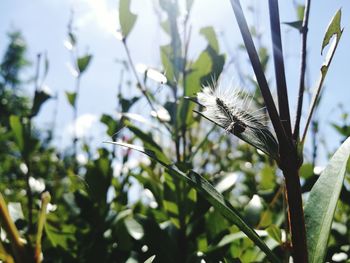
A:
229;0;289;150
283;165;308;263
293;0;311;140
268;0;292;138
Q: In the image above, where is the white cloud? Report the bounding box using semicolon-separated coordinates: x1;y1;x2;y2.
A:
70;0;118;36
66;113;99;139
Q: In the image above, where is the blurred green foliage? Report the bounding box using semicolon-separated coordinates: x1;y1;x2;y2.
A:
0;2;349;263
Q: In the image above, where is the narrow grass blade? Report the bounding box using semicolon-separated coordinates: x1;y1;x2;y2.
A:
105;141;281;263
304;136;350;263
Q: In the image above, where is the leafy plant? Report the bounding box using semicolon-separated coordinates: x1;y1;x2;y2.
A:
0;1;348;263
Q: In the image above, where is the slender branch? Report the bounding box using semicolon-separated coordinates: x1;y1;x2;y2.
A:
73;75;80;160
0;240;15;263
26;53;42;230
24;159;33;232
49;92;59;141
293;0;311;140
189;125;215;162
230;2;308;261
268;0;292;138
0;193;29;263
122;39;172;134
229;0;288;149
257;184;283;229
34;192;51;263
181;13;192;162
301;31;341;143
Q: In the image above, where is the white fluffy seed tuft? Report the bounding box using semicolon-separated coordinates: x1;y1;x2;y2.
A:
197;82;268;134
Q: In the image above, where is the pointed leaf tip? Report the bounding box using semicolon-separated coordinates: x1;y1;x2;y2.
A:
321;9;342;55
119;0;137;39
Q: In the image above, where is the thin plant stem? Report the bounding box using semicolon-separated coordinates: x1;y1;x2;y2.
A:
293;0;311;140
49;92;59;142
0;193;29;263
73;75;80;160
189;125;216;162
282;183;292;261
301;31;341;143
34;192;51;263
24;160;33;231
268;0;292;138
27;53;42;231
0;240;15;263
229;0;289;150
121;39;172;134
230;1;308;261
181;12;192;162
257;184;283;229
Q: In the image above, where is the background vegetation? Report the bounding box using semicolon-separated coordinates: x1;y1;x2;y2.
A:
0;0;350;262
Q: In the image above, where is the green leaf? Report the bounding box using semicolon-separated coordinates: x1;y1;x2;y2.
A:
321;9;342;54
106;141;280;263
85;149;111;208
120;96;139;112
43;52;49;80
45;220;75;249
304;136;350;263
100;114;119;137
259;165;276;190
65;91;76;107
126;122;171;165
160;44;182;86
331;123;350;137
300;163;314;179
68;32;76;47
144;255;156;263
119;0;137;39
283;21;302;31
297;5;305;21
124;217;144;240
77;54;92;74
31;89;51;117
206;230;271;253
185;51;212;97
266;225;282;244
9;115;24;152
200;27;219;53
179;26;224;127
179;51;212;127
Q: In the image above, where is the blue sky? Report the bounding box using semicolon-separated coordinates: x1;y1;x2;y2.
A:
1;0;350;166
